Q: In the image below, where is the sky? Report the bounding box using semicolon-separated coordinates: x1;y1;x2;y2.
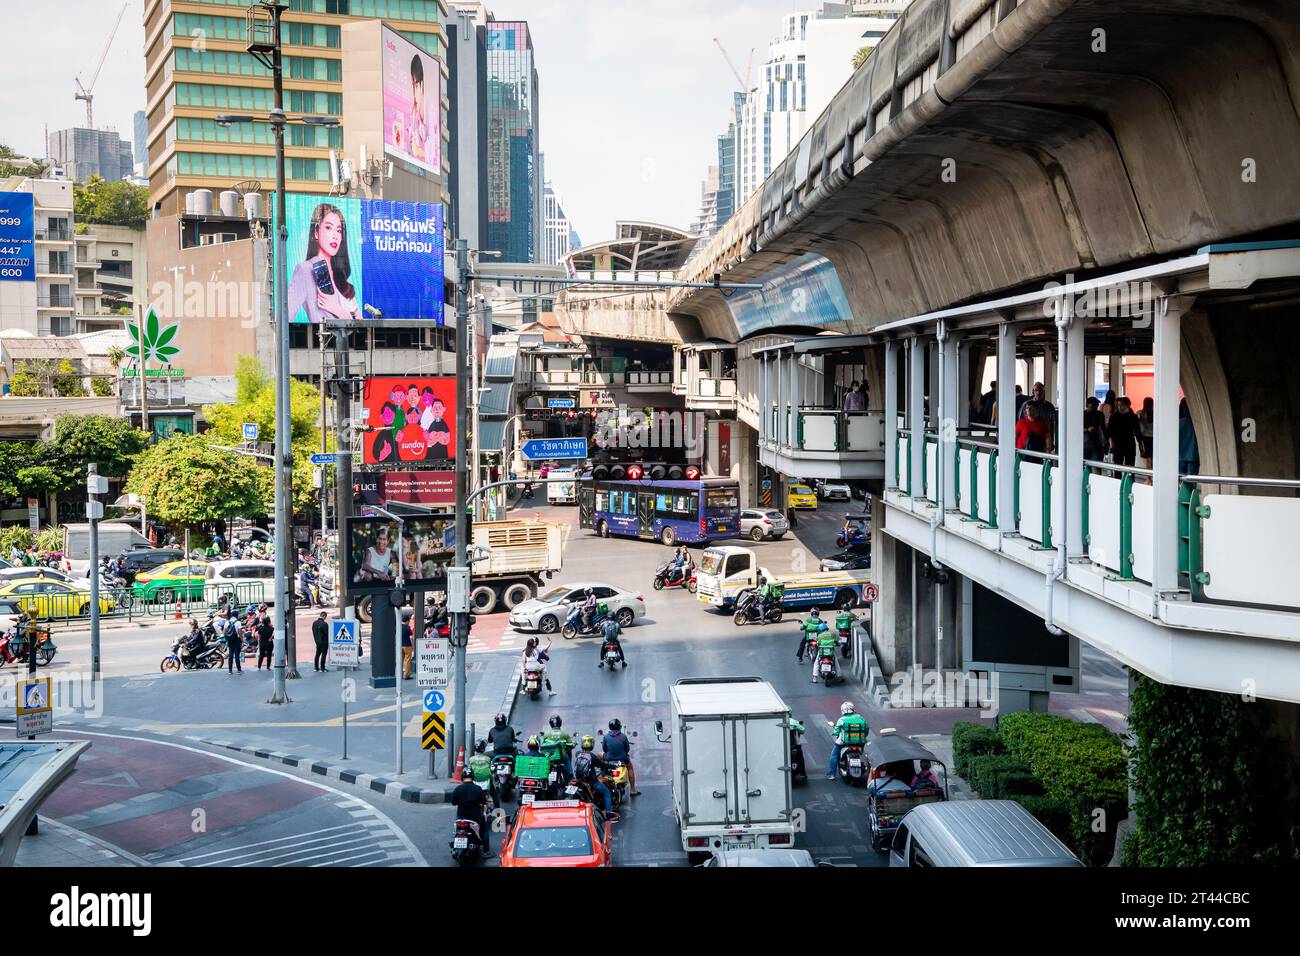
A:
1;0;812;245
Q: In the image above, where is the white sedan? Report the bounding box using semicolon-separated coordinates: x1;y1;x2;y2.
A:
508;582;646;634
819;481;852;501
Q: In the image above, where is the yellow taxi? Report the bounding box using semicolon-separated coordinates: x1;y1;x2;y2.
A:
0;579;116;619
787;484;819;510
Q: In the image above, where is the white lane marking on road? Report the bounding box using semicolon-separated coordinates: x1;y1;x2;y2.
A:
63;730;429;867
176;823;362;863
316;850;391;867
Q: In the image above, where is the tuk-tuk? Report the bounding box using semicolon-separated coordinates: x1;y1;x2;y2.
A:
866;730;948;853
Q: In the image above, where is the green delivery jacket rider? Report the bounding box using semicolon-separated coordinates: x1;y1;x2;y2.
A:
796;609;829;663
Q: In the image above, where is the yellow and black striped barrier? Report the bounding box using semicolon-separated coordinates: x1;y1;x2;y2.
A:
422;710;446;751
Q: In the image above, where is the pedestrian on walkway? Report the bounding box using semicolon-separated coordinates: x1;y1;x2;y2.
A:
1107;397;1140;467
401;613;414;680
222;610;243;673
312;611;329;672
1178;398;1200;475
256;614;274;670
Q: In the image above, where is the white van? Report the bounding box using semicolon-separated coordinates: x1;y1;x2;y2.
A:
62;522;152;577
204;559;277;606
547;468;578;505
889;800;1083;867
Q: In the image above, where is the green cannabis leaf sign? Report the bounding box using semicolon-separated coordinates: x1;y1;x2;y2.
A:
126;307;181;365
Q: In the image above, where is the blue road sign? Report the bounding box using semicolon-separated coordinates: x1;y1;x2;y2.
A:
242;422;259;441
423;689;445;711
547;397;576;409
521;438;588;461
331;621;358;643
311;453;337;465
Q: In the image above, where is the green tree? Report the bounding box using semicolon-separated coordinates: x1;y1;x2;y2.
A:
0;142;46;179
852;46;873;70
6;359;86;397
0;441;39;500
125;433;265;528
73;175;148;230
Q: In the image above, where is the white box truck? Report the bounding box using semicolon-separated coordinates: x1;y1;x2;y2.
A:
546;468;578;505
660;677;797;855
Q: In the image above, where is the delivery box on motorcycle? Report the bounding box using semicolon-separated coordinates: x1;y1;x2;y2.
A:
667;677;796;855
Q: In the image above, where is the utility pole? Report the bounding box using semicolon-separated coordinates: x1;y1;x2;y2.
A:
451;238;471;758
87;464;107;680
136;304;148;446
331;324;352;620
319;328;329;550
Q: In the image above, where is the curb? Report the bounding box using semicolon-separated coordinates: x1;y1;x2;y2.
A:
198;738;452;804
850;621;891;710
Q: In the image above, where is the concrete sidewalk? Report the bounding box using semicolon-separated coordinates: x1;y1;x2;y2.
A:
50;648;522;804
15;816;145;867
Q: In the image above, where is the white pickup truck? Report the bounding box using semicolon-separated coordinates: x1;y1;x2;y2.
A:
695;545;878;611
659;677;798;856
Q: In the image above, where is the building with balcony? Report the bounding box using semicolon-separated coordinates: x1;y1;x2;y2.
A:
47;127;134;184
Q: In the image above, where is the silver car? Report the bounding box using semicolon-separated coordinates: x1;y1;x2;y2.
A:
507;582;646;634
740;508;788;541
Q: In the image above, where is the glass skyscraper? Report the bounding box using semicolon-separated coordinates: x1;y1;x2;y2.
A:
485;21;541;262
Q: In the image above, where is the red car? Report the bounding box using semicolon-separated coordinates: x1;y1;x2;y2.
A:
498;800;613;868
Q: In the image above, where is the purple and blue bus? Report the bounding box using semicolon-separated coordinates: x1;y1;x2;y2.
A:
578;478;741;546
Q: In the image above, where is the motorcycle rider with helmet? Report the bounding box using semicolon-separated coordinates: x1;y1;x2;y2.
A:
451;763;493;856
487;712;519;756
541;714;575;776
598;615;624;667
810;615;840;683
580;587;598;630
601;718;640;796
827;701;870;780
796;607;828;663
468;739;494;799
572;735;615;817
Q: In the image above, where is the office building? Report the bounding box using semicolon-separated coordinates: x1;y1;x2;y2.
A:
47;127;134;183
734;2;912;205
133;110;148;177
542;180;578;265
142;0;448;218
484;19;541;262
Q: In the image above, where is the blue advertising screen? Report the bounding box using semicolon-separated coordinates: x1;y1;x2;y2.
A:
0;191;36;283
278;194;445;323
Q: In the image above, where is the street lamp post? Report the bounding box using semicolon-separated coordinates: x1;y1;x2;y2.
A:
223;1;340;702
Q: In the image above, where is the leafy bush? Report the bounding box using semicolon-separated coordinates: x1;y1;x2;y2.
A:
951;721;1003;777
997;712;1128;865
1127;674;1299;866
969;755;1031;798
998;771;1044;798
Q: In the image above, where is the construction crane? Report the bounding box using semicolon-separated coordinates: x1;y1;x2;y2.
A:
713;37;756;92
75;2;129;129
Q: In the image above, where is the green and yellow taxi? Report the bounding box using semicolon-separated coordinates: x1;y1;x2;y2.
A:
787;484;819;510
0;579;115;619
132;560;209;603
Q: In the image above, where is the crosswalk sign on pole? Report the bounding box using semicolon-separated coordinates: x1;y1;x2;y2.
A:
422;711;446;751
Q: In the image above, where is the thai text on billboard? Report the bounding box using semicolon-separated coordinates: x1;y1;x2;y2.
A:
278;194;445;324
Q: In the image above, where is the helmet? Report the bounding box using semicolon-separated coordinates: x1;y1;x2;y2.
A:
474;739;487;754
526;735;540;752
840;701;855;715
608;718;622;732
580;735;595;751
585;587;594;596
494;712;508;728
548;715;563;729
810;607;821;617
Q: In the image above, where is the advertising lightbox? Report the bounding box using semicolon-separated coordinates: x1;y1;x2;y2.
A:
0;191;36;282
382;26;442;176
278;194;445;323
361;376;457;466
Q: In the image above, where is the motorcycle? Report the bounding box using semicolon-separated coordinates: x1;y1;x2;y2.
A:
790;731;808;784
450;818;485;866
0;622;56;668
161;635;226;672
652;561;696;593
523;663;545;700
521;482;535;501
491;753;517;803
600;639;627;670
835;613;855;659
732;588;783;626
836;530;869;549
561;603;612;640
814;644;842;684
826;723;868;786
600;759;629;812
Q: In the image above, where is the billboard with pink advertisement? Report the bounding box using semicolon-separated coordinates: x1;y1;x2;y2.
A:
382;26;441;175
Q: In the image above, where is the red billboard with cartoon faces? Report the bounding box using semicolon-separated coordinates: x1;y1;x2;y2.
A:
362;376;456;465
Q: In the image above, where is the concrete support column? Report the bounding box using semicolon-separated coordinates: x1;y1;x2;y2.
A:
1107;353;1123;399
927;341;939;430
776;351;785;446
957;337;972;429
1041;344;1056;401
996;323;1018;533
1151;297;1185;608
789;350;800;448
1062;314;1087;557
908;338;926;495
758;354;768;442
939;327;961;512
884;340;899;490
